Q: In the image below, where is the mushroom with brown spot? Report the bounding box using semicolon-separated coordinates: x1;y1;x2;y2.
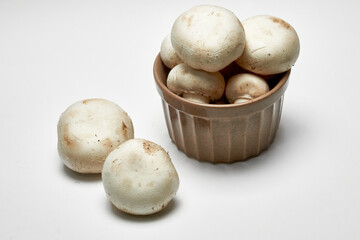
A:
171;5;246;72
225;73;269;104
236;15;300;75
166;63;225;104
57;98;134;173
102;138;180;215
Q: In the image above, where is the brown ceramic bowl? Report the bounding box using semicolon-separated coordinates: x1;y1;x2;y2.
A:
153;54;290;163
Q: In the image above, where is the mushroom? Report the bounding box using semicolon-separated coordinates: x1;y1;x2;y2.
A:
167;63;225;104
102;138;180;215
236;15;300;75
57;98;134;173
160;34;182;69
171;5;246;72
225;73;269;104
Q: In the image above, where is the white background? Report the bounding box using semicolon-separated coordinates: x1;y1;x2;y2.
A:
1;0;360;239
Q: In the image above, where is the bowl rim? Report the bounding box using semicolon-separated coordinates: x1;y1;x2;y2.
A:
153;54;290;116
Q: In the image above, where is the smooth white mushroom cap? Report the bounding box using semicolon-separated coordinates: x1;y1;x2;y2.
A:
171;5;246;72
167;63;225;104
225;73;269;104
57;98;134;173
160;34;182;69
102;139;180;215
236;15;300;75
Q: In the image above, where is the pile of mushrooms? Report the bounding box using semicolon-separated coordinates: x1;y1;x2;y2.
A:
160;5;300;104
57;98;179;216
56;4;300;218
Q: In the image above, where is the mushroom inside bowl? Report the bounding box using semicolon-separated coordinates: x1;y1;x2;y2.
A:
153;54;290;163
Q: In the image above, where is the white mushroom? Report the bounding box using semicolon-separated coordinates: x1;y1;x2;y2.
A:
236;15;300;75
57;98;134;173
102;138;180;215
160;34;182;69
171;5;246;72
225;73;269;104
167;63;225;104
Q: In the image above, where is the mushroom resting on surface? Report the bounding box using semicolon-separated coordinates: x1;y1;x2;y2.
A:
102;138;180;215
236;15;300;75
57;98;134;173
167;63;225;104
171;5;246;72
160;34;182;69
225;73;269;104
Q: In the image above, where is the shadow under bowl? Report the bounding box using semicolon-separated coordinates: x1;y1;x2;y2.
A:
153;54;290;163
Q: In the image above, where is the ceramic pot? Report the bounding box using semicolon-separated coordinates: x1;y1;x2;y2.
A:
153;54;290;163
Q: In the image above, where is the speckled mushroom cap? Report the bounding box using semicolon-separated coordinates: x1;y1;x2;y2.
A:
102;138;180;215
57;98;134;173
236;15;300;75
167;63;225;104
171;5;246;72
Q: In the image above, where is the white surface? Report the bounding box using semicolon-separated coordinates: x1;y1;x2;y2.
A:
1;0;360;239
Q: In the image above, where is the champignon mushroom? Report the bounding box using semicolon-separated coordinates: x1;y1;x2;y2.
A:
102;138;180;215
171;5;246;72
225;73;269;104
167;63;225;104
57;98;134;173
160;34;183;69
236;15;300;75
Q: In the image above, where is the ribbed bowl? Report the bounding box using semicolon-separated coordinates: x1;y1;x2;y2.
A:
153;54;290;163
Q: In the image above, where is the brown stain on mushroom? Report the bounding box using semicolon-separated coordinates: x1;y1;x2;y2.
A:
122;122;128;136
82;98;97;104
180;12;195;28
63;135;72;147
102;138;113;149
116;122;131;139
185;14;194;27
270;16;291;29
142;141;161;155
63;124;74;148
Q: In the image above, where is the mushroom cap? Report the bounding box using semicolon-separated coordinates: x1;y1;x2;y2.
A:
225;73;269;103
167;63;225;103
160;34;182;69
171;5;246;72
236;15;300;75
57;98;134;173
102;138;180;215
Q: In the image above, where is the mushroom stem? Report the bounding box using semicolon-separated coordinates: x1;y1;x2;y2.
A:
234;94;253;104
182;93;210;104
